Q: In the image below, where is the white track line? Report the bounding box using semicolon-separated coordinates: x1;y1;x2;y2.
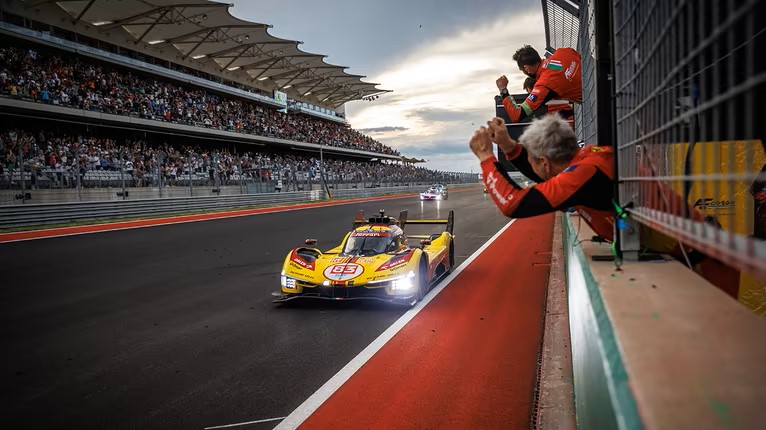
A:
203;416;287;429
272;218;517;430
0;194;418;244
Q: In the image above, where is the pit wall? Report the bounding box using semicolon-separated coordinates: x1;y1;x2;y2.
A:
562;212;766;430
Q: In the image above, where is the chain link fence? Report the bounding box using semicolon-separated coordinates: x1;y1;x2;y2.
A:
543;0;766;279
612;0;766;277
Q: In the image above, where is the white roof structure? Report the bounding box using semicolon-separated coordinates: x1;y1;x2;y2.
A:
17;0;390;108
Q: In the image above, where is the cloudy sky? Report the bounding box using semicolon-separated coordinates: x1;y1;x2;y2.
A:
232;1;545;173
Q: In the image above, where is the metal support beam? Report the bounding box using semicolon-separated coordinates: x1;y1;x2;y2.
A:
280;70;309;88
102;3;227;30
135;9;169;44
290;76;324;88
251;58;281;80
302;78;328;95
205;40;294;59
221;46;250;70
161;24;269;45
239;56;283;70
317;86;344;102
102;6;171;30
267;68;305;81
181;28;215;59
551;0;580;17
24;0;53;9
72;0;96;25
592;0;637;260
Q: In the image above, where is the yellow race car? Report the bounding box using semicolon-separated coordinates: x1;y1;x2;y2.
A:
273;209;455;306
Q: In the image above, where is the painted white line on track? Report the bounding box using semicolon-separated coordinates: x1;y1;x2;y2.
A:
0;194;421;244
272;218;517;430
203;416;287;429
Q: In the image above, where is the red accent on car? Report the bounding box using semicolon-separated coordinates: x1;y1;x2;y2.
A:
290;249;315;270
376;250;414;271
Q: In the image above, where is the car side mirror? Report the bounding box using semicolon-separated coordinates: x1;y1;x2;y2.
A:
305;239;317;245
420;239;431;247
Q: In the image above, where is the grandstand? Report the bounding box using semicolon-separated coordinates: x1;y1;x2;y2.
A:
0;1;474;204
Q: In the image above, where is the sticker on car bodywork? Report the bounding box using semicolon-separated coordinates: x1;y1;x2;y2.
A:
290;250;315;270
324;263;364;280
351;231;390;237
376;251;414;271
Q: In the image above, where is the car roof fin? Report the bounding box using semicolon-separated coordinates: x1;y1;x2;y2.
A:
399;210;408;230
353;209;365;229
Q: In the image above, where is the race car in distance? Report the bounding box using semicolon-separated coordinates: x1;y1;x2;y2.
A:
420;184;448;200
274;209;455;306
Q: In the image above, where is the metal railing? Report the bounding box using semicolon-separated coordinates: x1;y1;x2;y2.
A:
575;0;598;145
0;183;475;228
612;0;766;277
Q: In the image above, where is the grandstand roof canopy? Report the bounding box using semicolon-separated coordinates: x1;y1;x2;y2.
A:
541;0;580;54
20;0;390;107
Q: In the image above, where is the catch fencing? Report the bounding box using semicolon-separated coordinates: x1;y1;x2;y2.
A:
544;0;766;278
612;0;766;276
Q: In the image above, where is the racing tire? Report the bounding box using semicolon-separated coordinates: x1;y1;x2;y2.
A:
415;259;429;303
448;241;455;272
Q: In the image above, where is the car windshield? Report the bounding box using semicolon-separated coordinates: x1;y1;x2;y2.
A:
343;235;392;256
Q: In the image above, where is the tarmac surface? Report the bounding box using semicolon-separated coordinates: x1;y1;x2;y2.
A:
1;189;515;429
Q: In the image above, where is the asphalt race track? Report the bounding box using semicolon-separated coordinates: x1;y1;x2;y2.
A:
0;189;517;429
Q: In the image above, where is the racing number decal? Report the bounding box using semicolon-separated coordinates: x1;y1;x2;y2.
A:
324;263;364;281
330;265;356;274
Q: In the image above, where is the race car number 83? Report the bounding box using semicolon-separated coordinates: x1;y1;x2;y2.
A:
324;263;364;280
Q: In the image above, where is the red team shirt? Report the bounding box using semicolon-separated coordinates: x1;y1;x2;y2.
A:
481;143;741;297
481;144;615;240
502;48;582;123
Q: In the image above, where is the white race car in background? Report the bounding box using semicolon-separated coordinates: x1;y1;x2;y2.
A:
420;184;448;200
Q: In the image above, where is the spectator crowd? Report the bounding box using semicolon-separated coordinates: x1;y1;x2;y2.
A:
0;47;397;155
0;129;471;190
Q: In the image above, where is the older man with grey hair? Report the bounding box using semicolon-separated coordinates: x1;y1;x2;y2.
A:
470;114;743;298
469;114;616;241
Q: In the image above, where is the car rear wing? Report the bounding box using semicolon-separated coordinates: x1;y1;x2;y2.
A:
352;209;454;235
400;210;454;235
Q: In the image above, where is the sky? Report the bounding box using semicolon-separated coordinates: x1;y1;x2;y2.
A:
231;1;545;173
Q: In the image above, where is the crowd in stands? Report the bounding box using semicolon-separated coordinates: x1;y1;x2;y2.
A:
0;130;470;190
0;47;397;155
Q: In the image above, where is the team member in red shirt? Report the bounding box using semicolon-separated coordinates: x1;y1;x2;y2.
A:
469;115;740;297
496;45;582;123
472;114;614;239
523;76;575;126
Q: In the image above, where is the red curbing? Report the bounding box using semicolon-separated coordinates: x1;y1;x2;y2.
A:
296;214;554;429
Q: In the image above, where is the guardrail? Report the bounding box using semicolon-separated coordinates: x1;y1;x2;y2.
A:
0;184;475;228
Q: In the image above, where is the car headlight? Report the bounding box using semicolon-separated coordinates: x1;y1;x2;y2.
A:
391;278;413;290
390;271;416;291
280;275;297;289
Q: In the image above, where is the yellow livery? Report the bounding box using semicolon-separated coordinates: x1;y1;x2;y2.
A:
274;209;455;306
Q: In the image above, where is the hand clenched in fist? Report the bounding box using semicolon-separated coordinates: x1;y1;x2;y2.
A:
469;127;494;162
486;117;518;156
